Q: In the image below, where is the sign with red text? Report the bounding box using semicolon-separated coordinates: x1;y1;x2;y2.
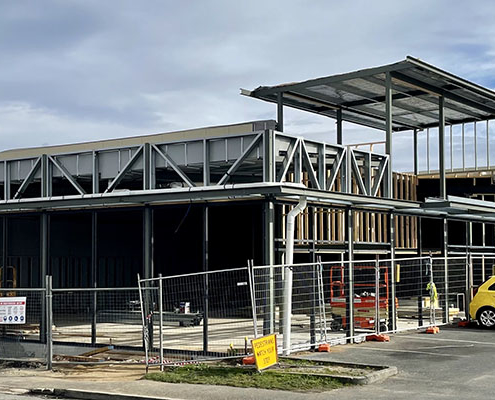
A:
0;297;26;324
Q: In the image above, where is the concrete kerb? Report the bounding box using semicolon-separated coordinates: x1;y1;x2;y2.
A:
31;388;183;400
26;361;398;400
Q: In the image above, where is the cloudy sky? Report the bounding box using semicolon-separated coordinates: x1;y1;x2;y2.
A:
1;1;495;172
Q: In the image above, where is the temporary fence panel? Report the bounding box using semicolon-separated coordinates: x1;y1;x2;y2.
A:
0;288;46;362
393;257;429;331
251;262;330;354
139;267;253;367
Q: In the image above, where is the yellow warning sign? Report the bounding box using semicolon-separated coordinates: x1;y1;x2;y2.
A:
251;334;278;371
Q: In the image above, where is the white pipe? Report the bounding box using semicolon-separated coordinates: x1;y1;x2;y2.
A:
283;196;307;356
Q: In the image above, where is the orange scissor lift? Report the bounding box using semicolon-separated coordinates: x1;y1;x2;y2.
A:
329;264;393;332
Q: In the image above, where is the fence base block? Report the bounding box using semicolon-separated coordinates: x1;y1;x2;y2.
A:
457;320;473;328
242;356;255;365
317;343;331;352
366;334;390;342
425;326;440;334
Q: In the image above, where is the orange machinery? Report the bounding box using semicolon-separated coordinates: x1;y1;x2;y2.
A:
329;264;395;331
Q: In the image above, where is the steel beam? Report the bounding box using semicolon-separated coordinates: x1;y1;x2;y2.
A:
439;96;446;199
13;157;41;200
277;138;299;182
391;71;495;115
49;156;86;195
217;133;263;186
105;145;144;193
301;141;320;190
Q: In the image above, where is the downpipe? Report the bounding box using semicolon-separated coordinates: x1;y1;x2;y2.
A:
283;196;307;356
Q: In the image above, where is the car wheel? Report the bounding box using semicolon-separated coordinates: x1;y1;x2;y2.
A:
477;307;495;328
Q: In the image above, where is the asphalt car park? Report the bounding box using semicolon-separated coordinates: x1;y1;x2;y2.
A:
305;324;495;400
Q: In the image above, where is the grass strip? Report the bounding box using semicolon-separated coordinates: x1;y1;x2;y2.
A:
145;364;345;391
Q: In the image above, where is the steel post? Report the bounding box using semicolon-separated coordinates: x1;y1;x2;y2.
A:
202;206;209;353
45;275;53;370
277;92;284;132
263;201;275;333
346;208;354;340
3;161;10;200
92;151;99;194
443;218;449;323
336;108;343;145
158;273;164;371
389;213;397;331
417;217;423;327
413;129;418;175
91;211;98;345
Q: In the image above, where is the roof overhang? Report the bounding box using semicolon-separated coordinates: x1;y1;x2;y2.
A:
242;56;495;132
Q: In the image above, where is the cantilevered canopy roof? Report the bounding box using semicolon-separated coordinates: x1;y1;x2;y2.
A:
242;56;495;132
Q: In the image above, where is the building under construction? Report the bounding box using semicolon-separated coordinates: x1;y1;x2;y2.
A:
1;56;495;301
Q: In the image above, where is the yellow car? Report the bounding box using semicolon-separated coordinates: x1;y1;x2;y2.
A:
470;276;495;328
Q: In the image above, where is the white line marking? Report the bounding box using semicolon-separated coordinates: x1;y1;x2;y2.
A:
393;335;495;346
357;346;470;357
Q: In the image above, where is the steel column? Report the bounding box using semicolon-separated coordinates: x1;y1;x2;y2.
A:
417;216;423;326
389;213;397;331
336;108;343;145
202;206;209;353
263;130;275;183
203;139;210;186
443;218;449;323
413;129;418;175
41;154;52;198
439;97;446;199
92;151;99;194
346;208;354;340
143;143;155;190
263;200;275;333
40;212;49;345
91;211;98;345
1;217;6;289
277;92;284;132
3;161;10;200
385;72;393;198
143;206;153;279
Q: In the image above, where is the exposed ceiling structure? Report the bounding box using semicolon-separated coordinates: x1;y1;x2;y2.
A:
242;56;495;132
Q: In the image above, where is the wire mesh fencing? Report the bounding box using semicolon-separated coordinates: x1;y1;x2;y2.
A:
0;254;480;368
0;288;46;362
138;267;253;369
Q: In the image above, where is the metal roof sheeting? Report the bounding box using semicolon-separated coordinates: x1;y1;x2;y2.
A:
243;56;495;132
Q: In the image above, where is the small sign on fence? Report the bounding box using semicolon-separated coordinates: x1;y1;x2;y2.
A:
251;334;278;371
0;296;26;324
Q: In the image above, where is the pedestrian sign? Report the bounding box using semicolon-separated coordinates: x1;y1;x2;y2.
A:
0;297;26;324
251;334;278;371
